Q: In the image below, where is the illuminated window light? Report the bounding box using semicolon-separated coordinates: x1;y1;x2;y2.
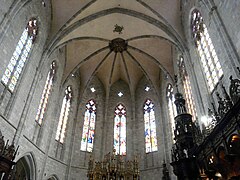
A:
118;92;123;97
90;87;96;92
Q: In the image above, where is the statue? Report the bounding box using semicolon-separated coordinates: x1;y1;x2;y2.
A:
221;85;233;110
216;92;227;117
4;144;15;161
229;76;240;104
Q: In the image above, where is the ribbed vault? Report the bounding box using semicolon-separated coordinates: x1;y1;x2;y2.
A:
48;0;184;94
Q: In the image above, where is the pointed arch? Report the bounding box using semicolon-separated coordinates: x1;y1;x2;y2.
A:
47;174;59;180
1;18;38;92
55;86;73;143
81;99;97;152
35;61;56;125
114;103;127;155
14;152;36;180
143;99;158;153
191;9;223;92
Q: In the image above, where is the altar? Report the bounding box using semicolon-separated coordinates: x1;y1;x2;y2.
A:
87;150;140;180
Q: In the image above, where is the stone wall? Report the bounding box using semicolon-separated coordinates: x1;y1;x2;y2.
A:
181;0;240;121
0;1;239;180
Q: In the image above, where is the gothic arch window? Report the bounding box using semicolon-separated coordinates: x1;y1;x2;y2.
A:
191;9;223;92
144;99;158;153
114;103;126;155
55;86;72;143
179;57;197;121
1;18;38;92
166;84;177;138
81;99;96;152
35;61;56;125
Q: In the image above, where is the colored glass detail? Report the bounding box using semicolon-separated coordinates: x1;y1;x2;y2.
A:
144;99;158;153
1;18;38;92
114;104;126;155
81;99;96;152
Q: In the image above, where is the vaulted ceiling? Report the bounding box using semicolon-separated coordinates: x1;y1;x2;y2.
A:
48;0;185;93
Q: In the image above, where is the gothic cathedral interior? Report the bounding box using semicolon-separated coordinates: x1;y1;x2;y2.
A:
0;0;240;180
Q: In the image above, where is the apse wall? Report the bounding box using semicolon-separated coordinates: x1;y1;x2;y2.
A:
135;76;164;179
69;76;105;179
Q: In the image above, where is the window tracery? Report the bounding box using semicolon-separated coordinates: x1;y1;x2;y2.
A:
35;61;56;125
55;86;72;143
179;57;197;121
1;18;38;92
191;10;223;92
114;104;126;155
81;99;96;152
144;99;158;153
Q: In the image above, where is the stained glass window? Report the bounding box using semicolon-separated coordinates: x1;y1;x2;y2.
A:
114;104;126;155
144;99;158;153
166;84;177;138
35;61;56;125
81;99;96;152
55;86;72;143
1;18;38;92
179;57;197;121
191;9;223;92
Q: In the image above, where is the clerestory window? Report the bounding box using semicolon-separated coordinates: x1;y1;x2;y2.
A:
191;9;223;92
1;18;38;92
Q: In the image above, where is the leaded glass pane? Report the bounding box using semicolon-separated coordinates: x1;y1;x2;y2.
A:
114;104;127;155
144;99;158;153
1;19;38;92
55;86;72;143
5;69;11;78
9;83;14;92
35;62;55;125
2;75;8;85
81;99;96;152
191;9;223;92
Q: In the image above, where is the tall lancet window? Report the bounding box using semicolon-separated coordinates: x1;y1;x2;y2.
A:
35;61;56;125
179;57;197;121
191;9;223;92
114;104;126;155
81;99;96;152
55;86;72;143
144;99;158;153
1;18;38;92
166;84;177;138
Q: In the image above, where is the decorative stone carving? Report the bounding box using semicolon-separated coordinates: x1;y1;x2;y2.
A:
87;150;139;180
113;24;124;34
4;144;15;161
229;75;240;104
222;85;233;111
109;38;128;53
